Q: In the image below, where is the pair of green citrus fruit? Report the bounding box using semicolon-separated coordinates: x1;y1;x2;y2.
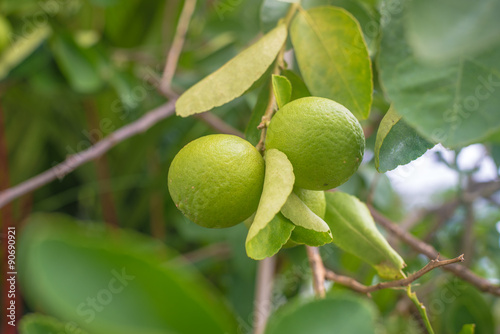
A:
168;97;365;228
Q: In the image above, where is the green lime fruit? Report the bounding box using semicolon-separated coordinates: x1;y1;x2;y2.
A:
266;97;365;190
294;187;326;218
168;134;265;228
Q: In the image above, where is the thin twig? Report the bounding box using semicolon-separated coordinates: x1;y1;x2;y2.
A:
0;99;177;209
369;206;500;296
160;0;197;96
306;246;326;298
325;254;464;295
253;256;276;334
462;201;475;268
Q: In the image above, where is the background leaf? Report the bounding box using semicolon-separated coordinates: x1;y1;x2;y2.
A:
260;0;290;33
272;74;292;109
281;192;333;246
374;106;434;172
406;0;500;63
20;314;89;334
245;82;270;145
265;293;377;334
18;213;238;334
290;6;372;119
324;192;405;279
378;0;500;148
176;24;287;117
458;324;476;334
246;149;295;259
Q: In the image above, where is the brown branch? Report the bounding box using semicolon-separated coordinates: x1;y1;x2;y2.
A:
253;256;276;334
369;206;500;296
325;255;464;295
160;0;197;96
306;246;326;298
0;99;177;209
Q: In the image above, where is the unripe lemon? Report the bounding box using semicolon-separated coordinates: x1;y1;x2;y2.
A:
168;134;265;228
266;97;364;190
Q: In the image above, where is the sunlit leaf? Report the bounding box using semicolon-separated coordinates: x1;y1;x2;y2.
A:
458;324;476;334
176;24;287;117
290;7;372;119
374;106;434;172
272;74;292;109
281;70;311;101
324;192;405;279
246;149;295;259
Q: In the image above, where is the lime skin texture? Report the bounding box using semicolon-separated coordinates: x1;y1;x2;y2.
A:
266;97;365;190
168;134;265;228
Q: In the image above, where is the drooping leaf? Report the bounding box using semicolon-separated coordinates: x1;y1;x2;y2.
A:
176;24;287;117
245;82;270;146
265;293;377;334
458;324;475;334
0;25;51;80
290;7;372;119
281;70;311;101
20;313;89;334
18;213;238;334
281;192;332;246
246;213;295;260
272;74;292;109
406;0;500;63
246;149;295;259
374;106;434;172
378;0;500;147
324;192;405;279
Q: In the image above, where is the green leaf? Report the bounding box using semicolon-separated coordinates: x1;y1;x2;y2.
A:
18;213;238;334
281;70;311;101
260;0;290;33
245;82;270;146
176;24;287;117
406;0;500;63
378;0;500;148
272;74;292;109
20;314;89;334
0;25;51;80
290;6;373;119
50;33;103;94
458;324;475;334
324;192;405;279
265;293;377;334
246;149;295;259
246;213;295;260
374;106;434;172
281;192;332;246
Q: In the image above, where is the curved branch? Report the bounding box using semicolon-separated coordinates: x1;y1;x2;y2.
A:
325;255;464;295
0;99;177;209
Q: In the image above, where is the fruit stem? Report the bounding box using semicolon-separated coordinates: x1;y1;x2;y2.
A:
256;3;299;153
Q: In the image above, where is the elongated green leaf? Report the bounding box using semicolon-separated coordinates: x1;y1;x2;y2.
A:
374;106;434;172
272;74;292;109
245;82;270;146
379;0;500;147
324;192;405;279
281;70;311;101
20;314;89;334
406;0;500;63
265;294;377;334
281;192;332;246
18;213;238;334
0;25;50;80
290;7;372;119
458;324;476;334
176;24;287;117
246;149;295;259
50;33;103;94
